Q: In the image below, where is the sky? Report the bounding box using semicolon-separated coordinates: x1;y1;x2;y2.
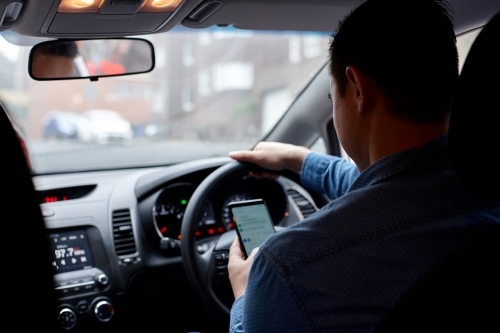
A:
0;35;20;63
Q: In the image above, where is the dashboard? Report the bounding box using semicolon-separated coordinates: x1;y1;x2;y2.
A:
34;157;322;332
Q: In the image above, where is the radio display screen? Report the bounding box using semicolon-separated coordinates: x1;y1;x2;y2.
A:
48;229;95;273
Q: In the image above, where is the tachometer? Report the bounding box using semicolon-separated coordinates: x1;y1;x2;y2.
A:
153;202;184;240
152;183;228;243
221;193;254;230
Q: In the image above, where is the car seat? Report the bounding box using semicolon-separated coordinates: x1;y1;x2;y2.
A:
375;10;500;333
0;104;59;330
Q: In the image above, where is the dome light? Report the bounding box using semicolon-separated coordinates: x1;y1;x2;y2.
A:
152;0;173;8
59;0;103;13
140;0;182;12
71;0;94;8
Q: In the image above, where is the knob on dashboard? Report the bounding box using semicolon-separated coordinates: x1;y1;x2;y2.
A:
95;273;109;287
58;307;77;330
93;300;114;322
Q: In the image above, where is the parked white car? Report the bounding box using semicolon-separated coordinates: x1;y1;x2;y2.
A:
80;109;134;144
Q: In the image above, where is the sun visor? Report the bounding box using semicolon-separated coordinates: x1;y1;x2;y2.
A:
181;0;364;32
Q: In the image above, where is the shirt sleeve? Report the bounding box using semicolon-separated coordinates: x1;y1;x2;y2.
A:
229;250;313;333
230;296;245;333
300;151;360;200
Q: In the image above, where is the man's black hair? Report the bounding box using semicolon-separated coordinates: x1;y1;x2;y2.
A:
37;41;78;59
329;0;458;123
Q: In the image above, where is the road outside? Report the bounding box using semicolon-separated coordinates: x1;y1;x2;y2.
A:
28;139;248;174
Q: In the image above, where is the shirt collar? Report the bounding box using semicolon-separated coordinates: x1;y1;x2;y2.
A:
348;135;449;192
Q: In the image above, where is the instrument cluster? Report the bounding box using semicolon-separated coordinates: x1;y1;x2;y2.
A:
152;177;288;244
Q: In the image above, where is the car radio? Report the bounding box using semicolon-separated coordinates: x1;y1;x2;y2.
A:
48;227;117;330
48;228;110;297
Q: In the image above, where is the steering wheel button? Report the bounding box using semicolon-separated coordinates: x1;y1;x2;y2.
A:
197;243;209;253
216;269;228;277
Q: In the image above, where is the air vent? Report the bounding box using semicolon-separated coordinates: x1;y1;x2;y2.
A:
112;209;137;257
287;188;317;219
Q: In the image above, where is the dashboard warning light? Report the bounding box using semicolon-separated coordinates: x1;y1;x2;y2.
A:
45;196;58;203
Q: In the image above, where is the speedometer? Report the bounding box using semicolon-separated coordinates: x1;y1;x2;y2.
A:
221;193;254;230
152;183;228;243
153;202;184;240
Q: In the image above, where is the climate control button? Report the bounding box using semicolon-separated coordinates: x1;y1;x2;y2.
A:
58;307;76;330
93;300;114;322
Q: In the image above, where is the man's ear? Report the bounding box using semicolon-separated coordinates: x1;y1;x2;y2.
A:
345;66;372;114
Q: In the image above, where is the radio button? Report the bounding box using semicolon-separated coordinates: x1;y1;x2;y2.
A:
96;274;109;287
81;276;93;283
59;288;71;296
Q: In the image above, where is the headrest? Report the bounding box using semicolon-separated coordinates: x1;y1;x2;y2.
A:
449;12;500;200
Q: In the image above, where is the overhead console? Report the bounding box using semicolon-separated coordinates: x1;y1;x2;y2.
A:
32;0;224;36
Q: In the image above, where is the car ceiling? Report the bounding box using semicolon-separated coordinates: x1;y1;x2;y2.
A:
2;0;500;40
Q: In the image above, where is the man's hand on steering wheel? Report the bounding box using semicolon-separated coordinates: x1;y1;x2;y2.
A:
229;142;311;179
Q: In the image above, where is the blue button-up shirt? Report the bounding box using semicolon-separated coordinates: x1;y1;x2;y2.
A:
230;135;500;333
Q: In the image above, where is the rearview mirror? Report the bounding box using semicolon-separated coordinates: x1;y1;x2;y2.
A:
28;38;155;81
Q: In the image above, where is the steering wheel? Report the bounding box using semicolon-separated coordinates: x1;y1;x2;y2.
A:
180;161;329;323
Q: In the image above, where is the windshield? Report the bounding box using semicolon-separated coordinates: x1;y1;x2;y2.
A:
0;27;330;174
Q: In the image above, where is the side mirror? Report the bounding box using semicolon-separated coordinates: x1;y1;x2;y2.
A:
28;38;155;81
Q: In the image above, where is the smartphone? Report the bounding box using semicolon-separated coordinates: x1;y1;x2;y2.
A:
228;198;276;258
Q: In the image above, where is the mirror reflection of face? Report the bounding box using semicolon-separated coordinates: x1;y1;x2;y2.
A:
30;39;153;80
31;47;76;79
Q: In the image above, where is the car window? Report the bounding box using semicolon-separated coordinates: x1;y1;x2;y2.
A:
310;136;327;154
457;28;482;72
0;27;330;174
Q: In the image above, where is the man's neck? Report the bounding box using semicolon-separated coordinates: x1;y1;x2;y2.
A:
359;112;449;171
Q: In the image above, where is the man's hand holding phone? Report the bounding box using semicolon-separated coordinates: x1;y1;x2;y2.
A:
228;237;259;299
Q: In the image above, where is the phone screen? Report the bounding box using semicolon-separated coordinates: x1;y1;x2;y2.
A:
229;199;276;257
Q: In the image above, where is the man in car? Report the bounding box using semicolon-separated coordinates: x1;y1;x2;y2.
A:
227;0;500;332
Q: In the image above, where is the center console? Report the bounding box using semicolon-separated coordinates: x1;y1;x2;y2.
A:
48;227;117;331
